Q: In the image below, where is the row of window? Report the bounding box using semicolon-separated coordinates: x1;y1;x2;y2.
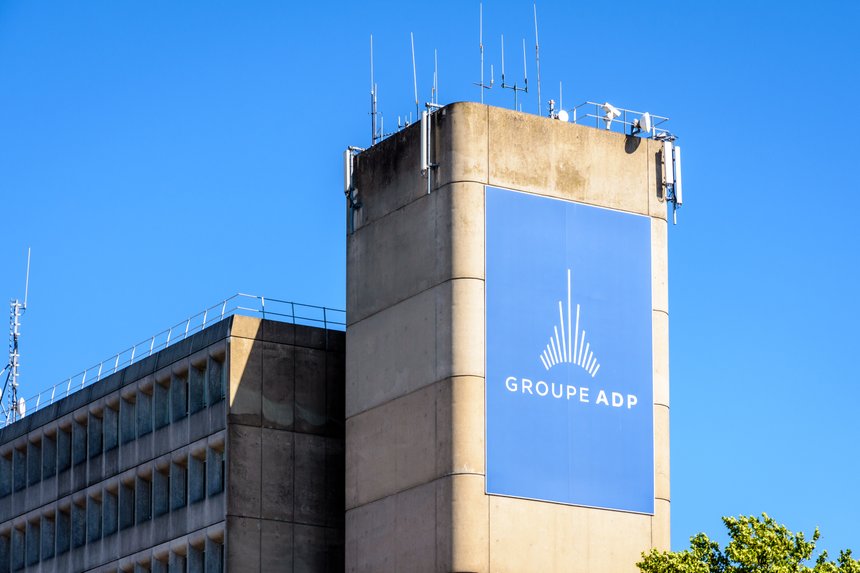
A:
0;355;225;498
0;445;224;572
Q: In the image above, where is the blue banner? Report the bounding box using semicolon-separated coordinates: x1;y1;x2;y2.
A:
485;186;654;514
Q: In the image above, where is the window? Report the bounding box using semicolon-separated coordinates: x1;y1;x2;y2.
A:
189;363;206;415
103;487;118;537
40;513;55;561
207;357;225;405
170;459;187;511
72;420;87;466
57;426;71;473
88;412;104;459
27;439;41;486
207;446;225;497
42;433;57;478
154;379;170;430
137;389;153;437
12;447;26;492
87;494;102;543
153;466;170;518
189;452;206;504
120;396;136;445
171;372;188;423
119;480;135;530
136;474;152;523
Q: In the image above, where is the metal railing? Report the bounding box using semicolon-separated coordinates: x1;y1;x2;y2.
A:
4;294;345;428
570;101;670;138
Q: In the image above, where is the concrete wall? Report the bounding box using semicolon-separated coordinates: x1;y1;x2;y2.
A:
346;102;669;572
225;317;345;573
0;315;346;573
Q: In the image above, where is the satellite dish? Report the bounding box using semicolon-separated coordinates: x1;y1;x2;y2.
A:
633;112;652;134
16;398;26;417
557;109;569;122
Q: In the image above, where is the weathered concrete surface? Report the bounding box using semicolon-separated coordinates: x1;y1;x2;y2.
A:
0;316;345;573
347;102;670;571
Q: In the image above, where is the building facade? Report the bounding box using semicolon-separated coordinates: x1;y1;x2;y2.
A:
345;102;670;572
0;316;345;572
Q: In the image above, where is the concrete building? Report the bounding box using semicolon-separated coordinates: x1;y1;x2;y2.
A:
0;316;345;572
345;102;670;572
1;101;671;573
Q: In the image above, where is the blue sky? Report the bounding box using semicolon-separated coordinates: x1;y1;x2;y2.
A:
1;0;858;557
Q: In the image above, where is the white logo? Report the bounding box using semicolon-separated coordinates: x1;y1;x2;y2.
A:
539;269;600;378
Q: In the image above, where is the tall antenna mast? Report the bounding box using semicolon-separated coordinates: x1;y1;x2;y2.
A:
411;32;419;118
534;2;542;115
432;49;438;105
370;34;379;145
2;248;31;424
474;3;493;102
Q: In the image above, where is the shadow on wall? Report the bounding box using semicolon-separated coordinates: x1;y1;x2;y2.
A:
226;317;346;572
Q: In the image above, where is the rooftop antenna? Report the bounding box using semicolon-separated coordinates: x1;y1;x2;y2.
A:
2;248;31;424
534;2;542;115
370;34;379;145
474;3;493;102
411;32;419;118
500;35;529;109
432;49;438;105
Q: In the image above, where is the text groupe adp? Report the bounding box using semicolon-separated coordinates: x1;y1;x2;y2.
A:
504;376;639;409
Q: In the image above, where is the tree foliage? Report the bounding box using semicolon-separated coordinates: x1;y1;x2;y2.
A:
638;514;860;573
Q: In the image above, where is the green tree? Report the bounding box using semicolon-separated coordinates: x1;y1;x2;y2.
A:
637;514;860;573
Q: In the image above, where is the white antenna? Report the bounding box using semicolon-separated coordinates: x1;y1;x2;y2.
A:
534;2;542;115
662;140;684;224
475;3;493;101
370;34;379;145
432;49;438;105
2;248;31;424
23;248;31;310
411;32;419;118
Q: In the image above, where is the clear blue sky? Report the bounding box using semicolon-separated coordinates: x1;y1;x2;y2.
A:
1;0;858;557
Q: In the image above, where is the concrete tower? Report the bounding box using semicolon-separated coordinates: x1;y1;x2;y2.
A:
345;102;670;572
